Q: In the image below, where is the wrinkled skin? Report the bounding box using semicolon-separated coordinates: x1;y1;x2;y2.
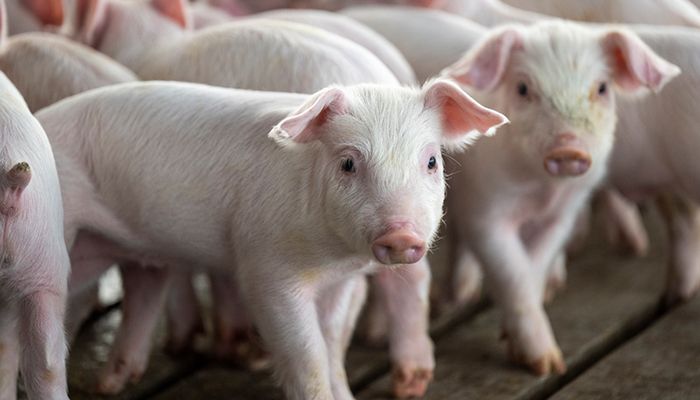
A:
441;21;678;375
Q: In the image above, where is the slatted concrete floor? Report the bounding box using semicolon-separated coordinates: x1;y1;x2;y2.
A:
65;208;700;399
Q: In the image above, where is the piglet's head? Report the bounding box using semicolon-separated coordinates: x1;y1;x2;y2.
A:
442;21;680;179
270;81;507;265
65;0;191;68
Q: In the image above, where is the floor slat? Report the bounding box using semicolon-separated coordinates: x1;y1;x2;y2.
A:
357;212;668;400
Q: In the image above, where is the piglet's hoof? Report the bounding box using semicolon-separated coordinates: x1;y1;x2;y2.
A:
392;365;433;399
504;335;566;376
500;317;567;376
215;330;271;371
543;275;566;305
665;275;700;306
96;357;146;395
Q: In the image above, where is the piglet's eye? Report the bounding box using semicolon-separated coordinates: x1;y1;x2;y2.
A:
598;82;608;95
427;156;437;170
517;82;528;97
341;158;356;174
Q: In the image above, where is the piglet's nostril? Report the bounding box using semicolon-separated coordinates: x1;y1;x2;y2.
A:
372;230;426;265
544;148;591;177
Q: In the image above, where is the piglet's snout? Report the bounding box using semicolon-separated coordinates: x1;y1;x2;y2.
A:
544;133;591;177
372;223;426;265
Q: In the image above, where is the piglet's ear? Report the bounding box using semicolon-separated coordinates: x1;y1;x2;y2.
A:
22;0;64;26
424;79;508;148
441;27;522;92
72;0;108;46
151;0;190;29
270;87;348;146
601;29;680;93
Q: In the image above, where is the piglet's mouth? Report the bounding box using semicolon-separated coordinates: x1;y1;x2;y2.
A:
371;225;426;265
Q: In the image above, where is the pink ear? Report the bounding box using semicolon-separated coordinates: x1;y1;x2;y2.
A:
441;28;522;92
424;79;508;145
207;0;249;16
151;0;190;29
602;30;680;93
270;87;348;145
74;0;108;46
22;0;63;25
407;0;446;8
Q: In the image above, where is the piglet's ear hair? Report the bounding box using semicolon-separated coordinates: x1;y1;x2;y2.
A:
151;0;191;29
441;27;523;92
424;79;508;149
22;0;64;26
601;29;680;94
270;87;348;147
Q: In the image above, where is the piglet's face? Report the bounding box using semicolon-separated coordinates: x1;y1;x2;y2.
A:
270;81;507;265
443;21;680;179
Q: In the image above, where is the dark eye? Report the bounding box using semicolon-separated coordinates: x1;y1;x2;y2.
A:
427;156;437;170
517;82;528;97
598;82;607;95
341;158;356;173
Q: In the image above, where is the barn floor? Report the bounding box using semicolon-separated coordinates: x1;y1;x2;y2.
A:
64;207;700;400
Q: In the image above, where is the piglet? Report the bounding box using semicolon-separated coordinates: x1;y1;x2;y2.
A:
344;5;485;83
245;9;417;84
609;25;700;303
37;79;507;400
64;1;434;396
0;69;70;399
67;0;397;92
0;31;135;113
440;21;678;374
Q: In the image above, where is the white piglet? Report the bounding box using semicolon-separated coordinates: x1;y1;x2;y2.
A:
68;0;397;92
0;71;70;400
37;80;507;400
0;11;136;344
344;6;485;83
441;21;679;374
610;26;700;303
64;1;438;396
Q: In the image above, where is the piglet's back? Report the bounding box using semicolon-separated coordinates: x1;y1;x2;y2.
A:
0;33;137;112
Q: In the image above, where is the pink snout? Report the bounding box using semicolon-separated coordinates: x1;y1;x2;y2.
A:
544;148;591;176
372;229;426;265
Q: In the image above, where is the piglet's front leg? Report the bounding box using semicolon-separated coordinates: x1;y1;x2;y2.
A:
597;189;649;257
475;227;565;376
240;261;336;400
372;260;434;399
318;276;367;400
657;193;700;303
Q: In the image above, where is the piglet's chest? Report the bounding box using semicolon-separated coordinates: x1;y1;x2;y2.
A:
510;183;575;226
